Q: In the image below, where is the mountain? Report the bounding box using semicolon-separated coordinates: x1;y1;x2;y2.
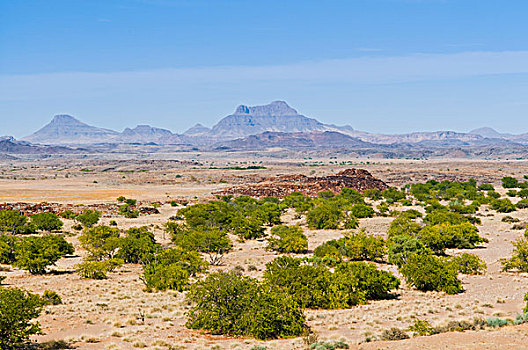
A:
212;131;373;150
0;136;80;154
184;123;211;136
23;115;119;145
469;127;510;139
208;101;330;138
120;125;174;144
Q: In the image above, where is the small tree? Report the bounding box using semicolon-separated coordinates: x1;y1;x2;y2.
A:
186;271;305;340
0;287;43;349
0;210;31;234
75;209;101;227
117;226;159;264
306;202;343;229
502;176;519;189
400;253;463;294
13;235;73;274
267;225;308;254
79;225;120;260
388;235;431;268
76;258;123;279
502;231;528;272
30;212;63;232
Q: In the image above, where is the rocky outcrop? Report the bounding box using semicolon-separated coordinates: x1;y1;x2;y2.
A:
215;168;388;198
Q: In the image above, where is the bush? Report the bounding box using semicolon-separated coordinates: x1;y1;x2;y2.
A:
186;271;305;340
408;319;435;336
448;253;487;275
0;234;17;264
41;290;62;305
502;232;528;272
0;287;43;349
400;253;463;294
13;235;74;274
306;202;343;229
76;258;123;279
517;199;528;209
381;328;409;340
0;210;33;234
387;235;431;268
75;209;101;227
478;183;494;191
267;225;308;254
348;204;374;218
387;216;422;238
142;263;190;291
59;210;76;219
168;224;231;254
417;222;487;253
310;341;349;350
502;176;519;189
491;199;517;213
79;225;121;260
142;247;207;291
119;204;139;218
314;231;387;261
502;216;520;223
30;212;63;232
117;226;160;264
264;257;399;309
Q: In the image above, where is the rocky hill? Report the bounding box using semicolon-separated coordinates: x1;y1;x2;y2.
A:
0;136;81;154
23;115;119;145
212;131;373;150
208;101;331;138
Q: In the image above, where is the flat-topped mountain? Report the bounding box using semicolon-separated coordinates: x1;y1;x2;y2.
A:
23;114;119;145
209;101;329;138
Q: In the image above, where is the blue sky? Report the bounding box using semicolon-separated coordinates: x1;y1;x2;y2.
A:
1;0;528;137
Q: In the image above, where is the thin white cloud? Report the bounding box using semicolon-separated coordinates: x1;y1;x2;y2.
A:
2;50;528;101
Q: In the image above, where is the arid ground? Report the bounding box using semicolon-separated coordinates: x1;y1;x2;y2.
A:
2;156;528;349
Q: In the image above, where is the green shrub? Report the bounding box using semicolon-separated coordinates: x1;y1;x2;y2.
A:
76;258;123;279
141;247;207;291
517;199;528;209
0;287;43;349
142;263;190;291
264;256;399;309
310;341;349;349
13;235;73;274
168;224;232;254
491;198;517;213
400;253;463;294
79;225;121;260
502;176;519;189
117;226;160;264
502;232;528;272
119;204;139;218
486;317;509;328
75;209;101;227
506;190;518;197
478;183;494;191
408;319;435;336
448;253;487;275
502;216;520;223
314;230;386;262
30;212;63;232
387;235;431;268
417;222;487;253
348;204;374;218
59;210;76;219
186;271;305;340
0;210;34;234
0;234;17;264
387;216;422;238
267;225;308;254
41;290;62;305
306;202;343;229
283;191;313;214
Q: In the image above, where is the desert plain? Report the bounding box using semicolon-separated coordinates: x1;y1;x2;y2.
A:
2;155;528;350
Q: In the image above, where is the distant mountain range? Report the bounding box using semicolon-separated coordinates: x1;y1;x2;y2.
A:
4;101;527;157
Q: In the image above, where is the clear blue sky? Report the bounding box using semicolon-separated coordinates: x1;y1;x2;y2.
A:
1;0;528;137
